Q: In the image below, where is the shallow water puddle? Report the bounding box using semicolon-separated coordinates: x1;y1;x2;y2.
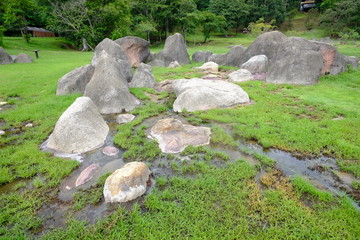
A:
37;114;359;231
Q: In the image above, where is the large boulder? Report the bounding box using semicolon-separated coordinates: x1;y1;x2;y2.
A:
243;31;287;65
157;33;190;65
103;162;150;203
208;45;247;67
115;36;150;67
192;51;213;62
241;55;268;75
130;63;156;88
14;53;33;63
0;48;13;65
172;78;250;112
266;40;324;85
47;97;109;153
229;69;254;83
56;64;94;95
91;38;133;82
84;52;140;114
150;118;211;153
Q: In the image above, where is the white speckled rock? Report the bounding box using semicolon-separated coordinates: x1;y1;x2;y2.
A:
229;69;254;82
103;162;150;203
172;78;250;112
116;114;135;124
195;61;219;72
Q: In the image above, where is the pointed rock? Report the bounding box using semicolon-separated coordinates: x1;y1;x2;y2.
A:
84;52;140;114
157;33;190;65
47;97;109;153
130;63;156;88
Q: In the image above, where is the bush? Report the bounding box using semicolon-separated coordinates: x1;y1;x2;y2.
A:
0;26;6;47
247;18;276;36
305;9;319;30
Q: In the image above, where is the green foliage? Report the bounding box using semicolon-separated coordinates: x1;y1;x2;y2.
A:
305;9;320;30
320;0;360;37
247;18;276;36
291;176;333;202
198;11;227;43
340;29;360;41
210;126;238;147
352;181;360;190
0;25;6;46
209;0;249;31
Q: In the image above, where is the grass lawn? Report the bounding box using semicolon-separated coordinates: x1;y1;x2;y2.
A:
0;34;359;239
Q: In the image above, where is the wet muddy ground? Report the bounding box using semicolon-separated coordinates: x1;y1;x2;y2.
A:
4;112;357;233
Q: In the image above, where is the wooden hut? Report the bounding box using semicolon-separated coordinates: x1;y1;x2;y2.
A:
23;27;55;37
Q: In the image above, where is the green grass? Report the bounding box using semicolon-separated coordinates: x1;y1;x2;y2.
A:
1;34;360;239
291;175;334;202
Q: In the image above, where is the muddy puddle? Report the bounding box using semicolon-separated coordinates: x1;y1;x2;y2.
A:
37;113;359;233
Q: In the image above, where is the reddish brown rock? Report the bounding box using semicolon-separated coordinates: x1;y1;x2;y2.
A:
75;164;100;187
102;146;120;156
150;118;211;153
115;36;150;67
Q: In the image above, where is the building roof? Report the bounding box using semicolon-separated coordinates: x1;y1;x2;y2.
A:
23;27;53;33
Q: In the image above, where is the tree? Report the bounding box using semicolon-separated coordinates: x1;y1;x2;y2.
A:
2;0;46;42
209;0;249;32
320;0;360;37
198;11;226;43
48;0;132;48
247;0;287;26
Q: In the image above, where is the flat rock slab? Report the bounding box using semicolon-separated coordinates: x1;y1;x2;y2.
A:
75;164;100;187
194;61;219;73
0;102;8;106
116;114;135;124
103;162;150;203
149;118;211;153
172;78;250;112
102;146;120;156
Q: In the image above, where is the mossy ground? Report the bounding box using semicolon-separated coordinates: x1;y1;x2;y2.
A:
0;35;359;239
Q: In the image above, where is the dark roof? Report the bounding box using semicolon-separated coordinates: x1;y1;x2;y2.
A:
23;27;53;33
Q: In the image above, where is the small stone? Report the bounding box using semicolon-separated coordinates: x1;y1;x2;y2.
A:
0;102;7;106
195;61;219;73
168;61;181;68
116;114;135;124
75;163;100;187
229;69;254;82
25;123;34;128
65;186;71;190
0;130;5;136
103;146;120;156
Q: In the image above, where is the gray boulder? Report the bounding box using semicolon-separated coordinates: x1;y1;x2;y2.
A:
130;63;156;88
157;33;190;65
56;64;94;95
0;48;13;65
172;78;250;112
266;48;323;85
241;55;268;74
115;36;150;67
243;31;287;65
192;51;213;62
208;45;247;67
168;61;181;68
14;53;33;63
84;52;140;114
91;38;133;82
47;97;109;154
103;162;150;203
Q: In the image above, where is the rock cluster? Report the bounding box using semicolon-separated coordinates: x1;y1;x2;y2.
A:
0;48;33;65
